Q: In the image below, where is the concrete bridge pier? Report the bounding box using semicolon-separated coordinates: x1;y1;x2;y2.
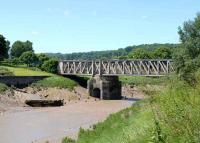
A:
87;76;122;100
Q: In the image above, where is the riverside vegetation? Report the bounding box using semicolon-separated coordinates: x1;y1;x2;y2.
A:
62;75;200;143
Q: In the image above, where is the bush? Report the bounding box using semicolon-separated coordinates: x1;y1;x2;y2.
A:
19;51;38;67
41;59;58;73
0;83;8;93
0;58;21;66
37;53;50;68
62;137;76;143
173;13;200;84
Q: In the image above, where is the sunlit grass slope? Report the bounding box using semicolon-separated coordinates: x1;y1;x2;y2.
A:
0;66;53;76
0;66;77;89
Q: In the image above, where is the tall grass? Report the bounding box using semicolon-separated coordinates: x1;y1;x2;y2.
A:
119;76;169;86
151;78;200;142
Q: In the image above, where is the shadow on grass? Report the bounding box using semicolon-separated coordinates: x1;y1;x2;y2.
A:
62;75;89;88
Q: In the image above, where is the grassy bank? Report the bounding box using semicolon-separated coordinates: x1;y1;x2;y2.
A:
31;76;77;89
63;77;200;143
0;66;53;76
0;66;78;89
119;76;168;86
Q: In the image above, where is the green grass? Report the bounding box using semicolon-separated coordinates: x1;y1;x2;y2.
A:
0;83;9;93
62;101;155;143
0;66;53;76
0;66;78;89
0;67;14;76
119;76;169;86
31;76;77;89
62;77;200;143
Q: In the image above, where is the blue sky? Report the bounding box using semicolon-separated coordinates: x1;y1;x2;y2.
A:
0;0;199;53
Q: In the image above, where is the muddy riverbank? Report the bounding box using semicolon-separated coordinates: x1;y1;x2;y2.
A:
0;85;144;143
0;100;135;143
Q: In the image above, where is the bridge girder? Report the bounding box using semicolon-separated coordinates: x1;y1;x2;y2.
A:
58;59;174;76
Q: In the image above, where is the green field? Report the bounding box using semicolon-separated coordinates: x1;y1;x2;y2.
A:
0;66;53;76
0;66;77;89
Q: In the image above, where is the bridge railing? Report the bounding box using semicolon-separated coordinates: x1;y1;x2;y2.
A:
58;59;174;76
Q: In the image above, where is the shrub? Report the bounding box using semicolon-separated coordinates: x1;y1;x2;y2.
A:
173;13;200;84
19;51;38;67
62;137;76;143
0;83;8;93
41;59;58;73
37;53;50;68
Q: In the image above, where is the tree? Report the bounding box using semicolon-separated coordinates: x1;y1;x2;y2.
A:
37;54;50;67
41;59;58;73
153;46;172;59
11;40;33;58
19;51;38;67
0;34;9;60
128;48;151;59
174;13;200;84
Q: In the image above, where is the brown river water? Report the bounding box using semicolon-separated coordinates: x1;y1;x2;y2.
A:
0;100;134;143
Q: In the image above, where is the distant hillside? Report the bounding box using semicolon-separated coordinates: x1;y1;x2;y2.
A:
46;43;178;60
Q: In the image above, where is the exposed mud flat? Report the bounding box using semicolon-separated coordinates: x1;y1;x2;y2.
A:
0;85;144;143
0;100;135;143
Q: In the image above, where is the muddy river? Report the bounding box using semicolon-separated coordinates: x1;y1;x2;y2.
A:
0;100;134;143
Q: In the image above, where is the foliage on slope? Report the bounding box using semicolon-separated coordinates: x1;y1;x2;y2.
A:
47;43;177;60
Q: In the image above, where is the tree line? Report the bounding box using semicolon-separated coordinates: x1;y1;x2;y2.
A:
0;38;58;73
46;43;177;60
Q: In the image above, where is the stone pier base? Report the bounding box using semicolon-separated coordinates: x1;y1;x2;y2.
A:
87;76;122;100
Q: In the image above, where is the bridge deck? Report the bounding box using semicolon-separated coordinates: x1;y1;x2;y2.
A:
58;59;174;76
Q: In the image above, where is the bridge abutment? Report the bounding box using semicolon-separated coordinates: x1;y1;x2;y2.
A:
87;76;122;100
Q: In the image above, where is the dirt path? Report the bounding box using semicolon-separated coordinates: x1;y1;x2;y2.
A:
0;100;135;143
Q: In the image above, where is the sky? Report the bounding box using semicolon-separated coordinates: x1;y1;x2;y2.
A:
0;0;200;53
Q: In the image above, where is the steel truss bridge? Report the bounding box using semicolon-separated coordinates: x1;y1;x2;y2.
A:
58;59;174;76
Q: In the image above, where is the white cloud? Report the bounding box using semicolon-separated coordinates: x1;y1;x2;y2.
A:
141;15;148;19
47;8;70;17
31;31;39;35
